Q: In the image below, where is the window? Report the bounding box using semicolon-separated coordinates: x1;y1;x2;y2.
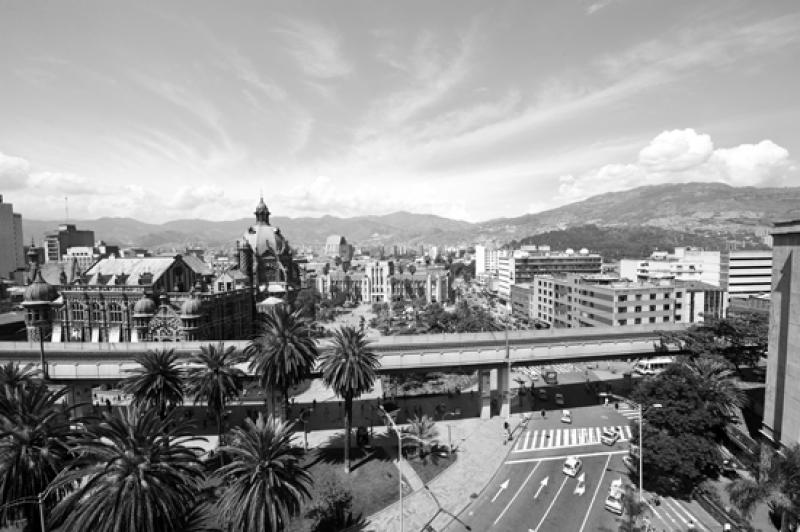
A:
663;304;670;310
650;293;656;300
634;318;642;324
649;305;656;312
649;317;656;323
635;306;642;312
675;303;682;309
635;294;642;301
70;302;86;321
676;292;683;298
108;303;123;323
663;316;670;322
617;319;627;326
617;307;626;313
618;295;627;302
91;302;103;323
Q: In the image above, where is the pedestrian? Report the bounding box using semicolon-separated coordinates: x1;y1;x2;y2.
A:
312;399;317;411
604;396;609;408
541;409;546;419
614;402;619;411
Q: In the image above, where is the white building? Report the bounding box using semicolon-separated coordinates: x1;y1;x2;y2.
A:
721;250;772;300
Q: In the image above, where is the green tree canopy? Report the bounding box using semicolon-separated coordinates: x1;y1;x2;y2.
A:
121;348;185;418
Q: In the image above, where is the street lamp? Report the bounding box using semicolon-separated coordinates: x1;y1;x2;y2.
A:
378;405;404;532
442;409;461;456
638;402;662;502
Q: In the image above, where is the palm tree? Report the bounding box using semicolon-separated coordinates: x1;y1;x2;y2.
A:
245;304;318;420
682;355;746;420
402;415;439;459
186;342;246;442
727;443;800;532
318;326;380;473
214;414;311;532
48;406;206;532
121;348;185;418
0;384;76;530
0;361;41;396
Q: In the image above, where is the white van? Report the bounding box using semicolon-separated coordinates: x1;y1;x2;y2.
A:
604;478;625;515
633;356;675;376
562;456;582;477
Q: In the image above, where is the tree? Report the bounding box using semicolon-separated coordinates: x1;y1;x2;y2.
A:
0;384;76;531
214;414;312;532
402;415;439;459
682;355;746;421
658;312;768;375
306;477;364;531
121;348;185;418
0;362;41;395
293;287;322;320
319;326;380;473
245;304;318;420
48;407;206;532
185;342;246;442
727;443;800;532
618;484;648;532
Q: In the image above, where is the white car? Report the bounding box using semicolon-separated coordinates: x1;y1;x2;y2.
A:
555;393;565;406
604;478;625;515
560;409;572;424
601;427;621;446
562;456;582;477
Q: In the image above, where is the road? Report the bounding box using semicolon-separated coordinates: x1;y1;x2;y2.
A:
446;405;722;532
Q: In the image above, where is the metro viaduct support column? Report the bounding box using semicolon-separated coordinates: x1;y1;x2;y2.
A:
478;369;492;419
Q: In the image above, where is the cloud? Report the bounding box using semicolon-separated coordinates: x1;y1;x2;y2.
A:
0;151;31;189
555;129;794;203
278;19;352;79
28;172;95;195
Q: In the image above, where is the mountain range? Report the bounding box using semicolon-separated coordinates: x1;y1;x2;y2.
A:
21;182;800;251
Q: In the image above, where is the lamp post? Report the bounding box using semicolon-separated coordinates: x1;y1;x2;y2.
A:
638;402;662;502
378;405;404;532
443;409;460;456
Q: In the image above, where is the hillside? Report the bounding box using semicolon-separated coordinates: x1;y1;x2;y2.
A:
20;182;797;250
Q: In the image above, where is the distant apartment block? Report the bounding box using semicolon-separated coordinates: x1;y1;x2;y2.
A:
497;248;602;301
0;195;25;282
527;273;725;329
721;250;772;300
44;224;95;263
762;220;800;449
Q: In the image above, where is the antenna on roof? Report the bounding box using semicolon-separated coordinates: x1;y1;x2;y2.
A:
65;196;69;222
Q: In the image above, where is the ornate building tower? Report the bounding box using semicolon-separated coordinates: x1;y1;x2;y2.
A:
22;248;58;342
180;296;202;341
132;295;155;342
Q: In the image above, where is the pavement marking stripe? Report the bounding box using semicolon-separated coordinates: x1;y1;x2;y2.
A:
539;430;547;448
663;498;689;525
570;428;577;445
532;475;569;532
548;429;555;448
555;429;561;447
665;497;706;530
506;449;628;464
625;425;632;439
577;453;612;532
493;461;542;525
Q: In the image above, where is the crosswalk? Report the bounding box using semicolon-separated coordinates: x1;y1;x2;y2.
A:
512;425;633;453
617;406;641;422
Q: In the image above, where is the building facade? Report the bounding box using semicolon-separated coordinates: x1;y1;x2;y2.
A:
721;250;773;300
497;249;602;301
762;221;800;448
0;195;25;283
44;224;95;263
315;261;449;304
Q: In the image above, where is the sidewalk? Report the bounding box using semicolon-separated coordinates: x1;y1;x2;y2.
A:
363;414;518;532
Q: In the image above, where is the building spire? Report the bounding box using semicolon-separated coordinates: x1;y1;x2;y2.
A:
255;195;271;224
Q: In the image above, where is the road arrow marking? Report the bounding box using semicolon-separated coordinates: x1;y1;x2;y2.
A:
533;476;549;500
532;476;568;532
491;479;510;503
494;463;541;525
574;482;586;496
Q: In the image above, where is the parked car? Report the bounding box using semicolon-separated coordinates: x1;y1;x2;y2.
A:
562;456;582;477
601;427;621;446
560;409;572;424
543;370;558;384
554;393;565;406
538;388;548;401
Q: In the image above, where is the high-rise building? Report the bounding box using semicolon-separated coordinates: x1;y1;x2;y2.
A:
0;195;25;282
762;220;800;449
497;249;602;301
44;224;95;263
721;250;773;300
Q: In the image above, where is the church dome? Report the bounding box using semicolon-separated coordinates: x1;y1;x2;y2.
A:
133;296;156;315
180;297;202;316
242;224;286;256
23;271;58;303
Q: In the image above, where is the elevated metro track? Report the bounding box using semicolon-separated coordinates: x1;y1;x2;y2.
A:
0;323;687;379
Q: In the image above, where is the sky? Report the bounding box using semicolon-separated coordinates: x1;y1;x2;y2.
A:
1;0;799;224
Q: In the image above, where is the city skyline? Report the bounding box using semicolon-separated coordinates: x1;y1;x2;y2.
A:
2;1;799;223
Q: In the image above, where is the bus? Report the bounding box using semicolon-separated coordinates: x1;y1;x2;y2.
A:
632;356;675;376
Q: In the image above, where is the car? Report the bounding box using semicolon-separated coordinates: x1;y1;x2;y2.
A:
601;427;621;446
543;370;558;384
537;388;548;401
560;409;572;424
622;454;635;471
562;456;582;477
604;478;625;515
554;393;565;406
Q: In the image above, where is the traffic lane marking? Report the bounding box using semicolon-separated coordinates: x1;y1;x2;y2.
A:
578;453;630;532
577;453;612;532
531;475;569;532
530;454;615;532
493;462;542;525
506;448;628;465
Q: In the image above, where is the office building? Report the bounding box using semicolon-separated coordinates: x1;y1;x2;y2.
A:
762;221;800;448
497;248;602;301
0;195;25;282
721;250;772;300
44;224;95;263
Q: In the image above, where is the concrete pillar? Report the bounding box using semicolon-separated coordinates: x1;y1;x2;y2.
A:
499;364;511;419
478;369;492;419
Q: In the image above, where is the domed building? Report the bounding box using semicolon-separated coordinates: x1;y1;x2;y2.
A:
235;196;301;304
